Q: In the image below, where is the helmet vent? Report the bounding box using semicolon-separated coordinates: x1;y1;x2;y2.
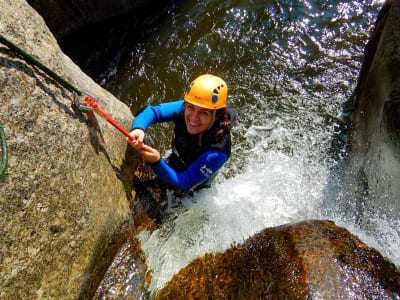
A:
213;88;219;94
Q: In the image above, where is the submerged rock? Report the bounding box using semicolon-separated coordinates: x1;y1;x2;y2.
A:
154;220;400;299
0;0;137;298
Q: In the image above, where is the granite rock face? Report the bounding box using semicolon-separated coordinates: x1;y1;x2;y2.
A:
0;0;137;298
154;220;400;299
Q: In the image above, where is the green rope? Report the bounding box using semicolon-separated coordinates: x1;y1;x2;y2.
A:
0;121;8;180
0;33;82;96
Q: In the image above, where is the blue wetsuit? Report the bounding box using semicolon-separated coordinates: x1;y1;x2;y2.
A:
132;100;231;192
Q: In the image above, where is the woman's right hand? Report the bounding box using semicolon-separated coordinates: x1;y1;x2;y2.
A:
126;128;145;150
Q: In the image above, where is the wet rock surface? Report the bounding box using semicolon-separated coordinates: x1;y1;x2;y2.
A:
336;0;400;221
94;238;149;299
154;220;400;299
93;160;168;298
0;0;137;298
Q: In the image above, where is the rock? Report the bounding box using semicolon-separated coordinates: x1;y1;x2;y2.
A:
27;0;173;41
154;220;400;299
27;0;175;80
0;0;138;298
94;238;149;299
334;0;400;223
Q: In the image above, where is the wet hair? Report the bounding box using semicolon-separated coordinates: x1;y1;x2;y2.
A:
206;107;231;144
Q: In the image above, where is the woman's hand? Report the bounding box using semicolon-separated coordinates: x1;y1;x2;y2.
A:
126;129;145;150
126;129;161;163
137;144;161;163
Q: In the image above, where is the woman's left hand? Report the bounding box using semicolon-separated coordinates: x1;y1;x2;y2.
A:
137;144;161;163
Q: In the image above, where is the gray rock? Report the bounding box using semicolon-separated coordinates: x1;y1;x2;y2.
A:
0;0;138;298
332;0;400;225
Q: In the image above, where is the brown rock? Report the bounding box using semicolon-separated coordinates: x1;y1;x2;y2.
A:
0;0;138;298
155;220;400;299
94;238;149;299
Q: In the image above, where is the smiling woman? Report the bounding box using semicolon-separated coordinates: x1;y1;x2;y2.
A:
127;74;237;196
184;103;214;135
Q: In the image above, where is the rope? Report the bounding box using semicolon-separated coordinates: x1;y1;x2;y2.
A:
0;121;8;180
0;33;85;180
0;33;82;96
0;33;133;179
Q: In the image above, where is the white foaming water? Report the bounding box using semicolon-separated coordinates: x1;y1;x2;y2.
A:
138;146;400;295
138;150;327;293
328;213;400;271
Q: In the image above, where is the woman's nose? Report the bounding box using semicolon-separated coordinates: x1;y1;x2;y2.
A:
191;111;200;120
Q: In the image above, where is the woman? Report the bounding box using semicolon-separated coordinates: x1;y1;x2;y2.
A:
127;74;236;196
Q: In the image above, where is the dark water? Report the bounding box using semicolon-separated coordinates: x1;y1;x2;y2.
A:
98;0;380;172
91;0;396;297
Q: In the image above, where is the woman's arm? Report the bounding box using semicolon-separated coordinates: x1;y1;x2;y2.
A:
127;100;185;151
150;150;228;191
131;100;185;130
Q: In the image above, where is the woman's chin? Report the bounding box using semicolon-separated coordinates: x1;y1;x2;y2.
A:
187;127;200;135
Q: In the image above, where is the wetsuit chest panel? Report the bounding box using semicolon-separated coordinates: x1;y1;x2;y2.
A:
172;113;231;170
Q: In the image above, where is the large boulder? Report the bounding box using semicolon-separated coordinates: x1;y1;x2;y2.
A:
0;0;137;298
154;220;400;299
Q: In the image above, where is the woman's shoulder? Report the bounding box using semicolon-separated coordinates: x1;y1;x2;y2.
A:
207;130;231;156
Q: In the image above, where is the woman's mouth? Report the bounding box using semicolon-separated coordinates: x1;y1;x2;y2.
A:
189;120;199;127
186;119;202;134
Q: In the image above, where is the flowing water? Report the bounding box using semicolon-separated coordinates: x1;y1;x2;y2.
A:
94;0;399;297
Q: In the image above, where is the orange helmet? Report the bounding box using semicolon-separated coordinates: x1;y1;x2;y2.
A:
184;74;228;109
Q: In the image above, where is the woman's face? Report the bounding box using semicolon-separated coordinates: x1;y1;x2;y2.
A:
184;102;213;135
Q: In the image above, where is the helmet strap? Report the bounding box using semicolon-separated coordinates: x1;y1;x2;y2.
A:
198;110;216;146
207;110;217;131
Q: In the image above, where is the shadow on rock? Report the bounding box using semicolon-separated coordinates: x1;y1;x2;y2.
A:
130;159;168;230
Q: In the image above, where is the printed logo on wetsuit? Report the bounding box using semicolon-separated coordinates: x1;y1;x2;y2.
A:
200;164;213;177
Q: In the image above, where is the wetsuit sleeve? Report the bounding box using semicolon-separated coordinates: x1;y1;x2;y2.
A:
131;100;185;130
150;150;228;191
